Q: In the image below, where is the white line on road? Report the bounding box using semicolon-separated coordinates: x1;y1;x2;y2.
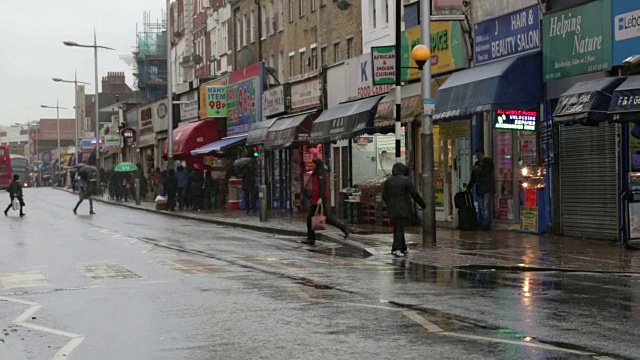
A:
0;296;85;360
53;337;85;359
403;311;444;332
593;356;616;360
436;332;595;356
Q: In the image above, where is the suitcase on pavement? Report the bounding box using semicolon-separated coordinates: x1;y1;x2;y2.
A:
455;191;478;231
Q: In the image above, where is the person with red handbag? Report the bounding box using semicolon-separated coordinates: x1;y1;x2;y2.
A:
303;158;349;245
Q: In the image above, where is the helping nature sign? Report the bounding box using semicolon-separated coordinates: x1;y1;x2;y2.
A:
543;0;612;81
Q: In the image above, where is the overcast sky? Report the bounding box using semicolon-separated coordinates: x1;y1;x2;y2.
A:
0;0;166;127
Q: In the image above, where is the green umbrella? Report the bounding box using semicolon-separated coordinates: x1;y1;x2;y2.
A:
114;162;138;172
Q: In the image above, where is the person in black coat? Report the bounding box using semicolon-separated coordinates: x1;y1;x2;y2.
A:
165;169;178;211
4;174;25;217
240;159;258;213
382;163;426;257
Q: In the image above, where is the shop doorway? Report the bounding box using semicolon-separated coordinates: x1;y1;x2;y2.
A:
447;137;472;224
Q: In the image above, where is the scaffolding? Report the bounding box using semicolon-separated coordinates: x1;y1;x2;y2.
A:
133;10;168;101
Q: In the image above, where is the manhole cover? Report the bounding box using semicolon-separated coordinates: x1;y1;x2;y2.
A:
159;259;223;274
79;264;140;279
0;271;49;289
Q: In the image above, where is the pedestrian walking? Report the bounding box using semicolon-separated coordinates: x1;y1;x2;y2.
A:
382;163;426;257
467;150;495;230
304;158;349;245
4;174;25;217
240;159;257;213
189;169;204;211
73;172;96;215
203;170;215;209
176;166;189;210
165;169;178;211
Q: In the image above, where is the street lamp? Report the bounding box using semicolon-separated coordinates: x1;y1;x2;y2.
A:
411;3;436;244
41;101;68;185
166;0;175;170
63;31;115;191
52;75;91;166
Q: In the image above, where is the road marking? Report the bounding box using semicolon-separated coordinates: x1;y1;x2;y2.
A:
0;271;49;289
79;263;141;279
403;311;444;332
0;341;18;360
436;332;595;355
593;356;616;360
0;296;85;360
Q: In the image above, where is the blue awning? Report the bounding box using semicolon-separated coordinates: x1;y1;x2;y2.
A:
246;119;277;145
553;77;625;125
609;76;640;123
310;95;384;143
434;52;542;121
190;134;248;155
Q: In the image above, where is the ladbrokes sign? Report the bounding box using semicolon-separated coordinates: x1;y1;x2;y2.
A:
613;0;640;65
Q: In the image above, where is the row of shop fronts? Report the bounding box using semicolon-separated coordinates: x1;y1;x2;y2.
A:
117;0;640;242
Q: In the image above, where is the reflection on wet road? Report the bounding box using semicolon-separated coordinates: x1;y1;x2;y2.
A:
0;189;637;359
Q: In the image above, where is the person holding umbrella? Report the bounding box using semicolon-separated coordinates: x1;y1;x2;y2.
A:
73;165;97;215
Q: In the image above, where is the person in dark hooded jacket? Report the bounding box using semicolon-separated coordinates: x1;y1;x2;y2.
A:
5;174;25;217
382;163;426;256
303;158;349;245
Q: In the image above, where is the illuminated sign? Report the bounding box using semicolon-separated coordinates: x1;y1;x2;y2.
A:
494;109;537;131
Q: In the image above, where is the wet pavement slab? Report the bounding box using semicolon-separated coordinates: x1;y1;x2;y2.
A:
70;188;640;274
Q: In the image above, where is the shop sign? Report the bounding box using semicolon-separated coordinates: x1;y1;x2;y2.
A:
403;21;467;81
199;76;228;119
344;54;393;100
179;90;199;122
290;78;321;111
474;5;540;64
205;86;228;118
154;99;169;133
521;206;538;232
543;0;612;81
263;85;286;117
104;135;120;147
371;46;396;86
138;105;155;134
439;119;470;140
494;109;537;131
432;0;464;15
613;0;640;65
227;63;263;135
121;128;136;139
137;132;155;148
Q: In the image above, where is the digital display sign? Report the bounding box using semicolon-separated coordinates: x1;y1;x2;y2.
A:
494;109;537;131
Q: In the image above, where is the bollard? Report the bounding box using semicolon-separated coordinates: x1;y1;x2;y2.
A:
135;178;141;205
259;184;268;222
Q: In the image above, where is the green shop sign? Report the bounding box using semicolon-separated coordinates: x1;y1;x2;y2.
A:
543;0;612;81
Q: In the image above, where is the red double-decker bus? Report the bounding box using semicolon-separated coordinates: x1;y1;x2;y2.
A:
0;145;12;190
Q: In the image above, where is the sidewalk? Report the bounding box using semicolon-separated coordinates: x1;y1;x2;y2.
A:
62;189;640;274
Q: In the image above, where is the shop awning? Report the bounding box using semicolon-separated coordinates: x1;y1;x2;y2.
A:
553;77;625;125
433;52;542;121
374;95;423;127
265;111;316;150
164;118;225;159
190;134;248;155
609;76;640;123
246;119;277;145
310;95;384;143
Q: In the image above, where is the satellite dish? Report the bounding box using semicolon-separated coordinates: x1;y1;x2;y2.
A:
236;47;257;68
337;0;351;10
193;55;203;65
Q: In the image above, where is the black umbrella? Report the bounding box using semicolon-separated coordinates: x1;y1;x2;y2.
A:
233;157;255;175
72;163;88;169
78;166;98;180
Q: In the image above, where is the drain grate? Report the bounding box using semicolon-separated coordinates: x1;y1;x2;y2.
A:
79;264;141;279
158;259;224;274
0;271;49;289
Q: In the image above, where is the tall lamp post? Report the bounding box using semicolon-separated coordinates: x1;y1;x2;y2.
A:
63;31;115;189
52;76;91;166
41;101;68;185
166;0;175;170
411;1;436;245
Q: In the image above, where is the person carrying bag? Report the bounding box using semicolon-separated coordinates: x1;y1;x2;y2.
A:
303;158;349;245
5;174;25;217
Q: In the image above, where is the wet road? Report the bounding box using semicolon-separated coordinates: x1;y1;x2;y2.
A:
1;189;638;359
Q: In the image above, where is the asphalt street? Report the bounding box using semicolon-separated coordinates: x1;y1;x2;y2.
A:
0;188;638;359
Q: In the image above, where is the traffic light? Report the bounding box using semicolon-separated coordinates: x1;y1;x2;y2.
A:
252;146;259;157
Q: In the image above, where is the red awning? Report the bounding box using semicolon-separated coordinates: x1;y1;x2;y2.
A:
163;119;225;160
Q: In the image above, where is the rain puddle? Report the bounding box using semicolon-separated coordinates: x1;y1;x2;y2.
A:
306;246;369;259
